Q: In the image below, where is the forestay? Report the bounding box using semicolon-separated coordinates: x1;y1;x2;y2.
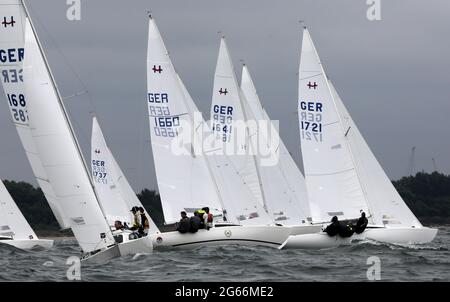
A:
0;0;69;229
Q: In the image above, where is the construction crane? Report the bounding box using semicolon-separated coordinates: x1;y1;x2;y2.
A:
432;158;438;172
407;146;416;176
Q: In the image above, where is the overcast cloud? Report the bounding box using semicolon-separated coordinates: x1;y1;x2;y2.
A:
1;0;449;192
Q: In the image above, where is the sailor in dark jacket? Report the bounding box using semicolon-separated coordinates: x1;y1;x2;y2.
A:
189;214;201;233
354;212;368;234
176;211;191;233
324;216;340;236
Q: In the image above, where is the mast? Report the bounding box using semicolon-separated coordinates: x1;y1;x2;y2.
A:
21;0;112;227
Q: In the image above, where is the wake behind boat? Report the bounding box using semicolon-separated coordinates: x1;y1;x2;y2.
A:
280;27;437;249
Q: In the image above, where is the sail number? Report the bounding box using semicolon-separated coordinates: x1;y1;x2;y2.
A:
92;160;107;184
7;93;28;123
212;105;233;142
148;92;180;137
1;65;28;124
299;101;323;142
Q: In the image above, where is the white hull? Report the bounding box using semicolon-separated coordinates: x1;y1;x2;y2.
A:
0;239;54;250
117;235;153;255
150;224;321;250
81;234;153;264
280;226;438;249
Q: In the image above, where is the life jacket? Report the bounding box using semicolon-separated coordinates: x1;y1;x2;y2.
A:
195;209;206;217
207;213;213;223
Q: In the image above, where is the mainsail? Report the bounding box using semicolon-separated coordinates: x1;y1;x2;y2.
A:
21;2;114;253
146;16;223;224
210;38;266;210
0;0;69;229
298;28;370;223
0;179;37;240
91;117;159;234
240;65;311;224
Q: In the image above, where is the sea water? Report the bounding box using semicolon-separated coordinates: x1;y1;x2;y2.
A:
0;226;449;281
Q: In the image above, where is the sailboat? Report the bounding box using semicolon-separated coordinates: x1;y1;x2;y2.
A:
1;0;152;262
146;16;318;249
91;116;159;235
0;0;69;230
239;63;312;225
280;27;437;249
0;179;53;249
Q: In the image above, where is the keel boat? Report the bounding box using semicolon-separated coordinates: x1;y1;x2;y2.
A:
281;27;437;249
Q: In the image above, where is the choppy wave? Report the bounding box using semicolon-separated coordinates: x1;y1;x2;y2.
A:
1;226;449;282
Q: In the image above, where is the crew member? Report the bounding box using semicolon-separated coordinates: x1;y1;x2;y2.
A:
194;209;206;229
354;212;368;234
202;207;214;230
176;211;191;233
324;216;340;236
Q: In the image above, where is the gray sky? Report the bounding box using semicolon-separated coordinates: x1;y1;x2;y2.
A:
1;0;449;192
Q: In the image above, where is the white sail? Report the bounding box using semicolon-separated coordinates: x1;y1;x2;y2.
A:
240;65;311;224
91;117;160;234
0;179;37;240
178;74;273;226
210;38;266;209
146;17;223;224
22;5;114;253
91;117;135;226
0;0;69;229
329;81;422;227
298;28;370;223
